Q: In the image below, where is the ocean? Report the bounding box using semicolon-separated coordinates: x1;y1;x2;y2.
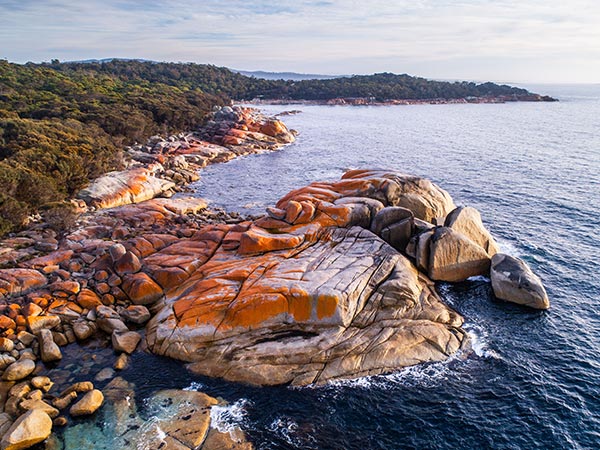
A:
59;84;600;449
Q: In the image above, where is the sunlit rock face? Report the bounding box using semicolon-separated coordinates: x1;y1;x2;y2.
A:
145;169;467;386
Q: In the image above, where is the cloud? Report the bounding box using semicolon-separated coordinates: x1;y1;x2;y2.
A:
0;0;598;82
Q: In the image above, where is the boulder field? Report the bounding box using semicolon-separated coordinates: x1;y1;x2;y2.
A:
143;169;549;385
76;105;296;211
0;160;550;444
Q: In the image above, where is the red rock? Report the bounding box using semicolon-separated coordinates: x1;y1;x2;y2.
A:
121;273;163;305
0;269;47;300
21;303;43;318
22;251;74;269
0;316;16;331
27;315;61;333
96;283;110;295
114;251;142;276
238;227;304;255
222;135;242;146
48;280;80;295
94;270;109;282
77;289;102;309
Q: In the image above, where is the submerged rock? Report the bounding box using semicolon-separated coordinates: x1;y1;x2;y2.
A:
491;253;550;309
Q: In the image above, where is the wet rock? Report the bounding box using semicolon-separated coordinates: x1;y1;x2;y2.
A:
94;368;114;382
0;409;52;450
69;389;104;416
203;427;254;450
60;381;93;397
144;390;217;449
52;391;77;410
114;353;129;370
111;330;141;354
490;254;550;309
428;227;491;282
2;359;35;381
53;416;68;427
38;329;62;363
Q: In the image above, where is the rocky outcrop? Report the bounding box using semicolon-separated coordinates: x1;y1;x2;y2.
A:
428;227;491;282
145;169;466;385
76;107;296;212
0;164;549;448
77;165;176;210
444;206;498;256
490;254;550;309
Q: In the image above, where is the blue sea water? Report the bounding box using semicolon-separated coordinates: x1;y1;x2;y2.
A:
188;84;600;449
58;85;600;449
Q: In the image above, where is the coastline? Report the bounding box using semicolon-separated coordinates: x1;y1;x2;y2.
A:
247;93;557;106
0;106;548;449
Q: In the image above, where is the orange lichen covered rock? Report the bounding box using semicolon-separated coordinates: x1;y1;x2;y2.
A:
77;166;175;210
238;226;305;255
145;169;473;386
121;273;163;305
0;269;47;300
77;289;102;309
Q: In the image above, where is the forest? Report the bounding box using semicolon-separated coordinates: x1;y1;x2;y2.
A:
0;59;544;236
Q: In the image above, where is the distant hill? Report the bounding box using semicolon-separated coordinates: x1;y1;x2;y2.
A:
0;58;554;236
49;60;550;102
233;70;339;81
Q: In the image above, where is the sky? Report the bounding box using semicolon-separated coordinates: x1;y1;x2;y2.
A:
1;0;599;83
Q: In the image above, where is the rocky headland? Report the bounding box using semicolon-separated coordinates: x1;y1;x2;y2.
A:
250;93;557;107
0;108;549;448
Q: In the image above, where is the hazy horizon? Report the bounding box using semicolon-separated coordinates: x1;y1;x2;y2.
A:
1;0;599;84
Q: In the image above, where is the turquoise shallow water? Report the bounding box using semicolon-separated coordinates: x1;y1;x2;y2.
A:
54;84;600;449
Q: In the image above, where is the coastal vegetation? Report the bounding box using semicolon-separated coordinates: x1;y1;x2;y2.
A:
0;59;547;236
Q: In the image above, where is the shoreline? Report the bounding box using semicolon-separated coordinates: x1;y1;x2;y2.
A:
246;93;557;106
0;107;548;449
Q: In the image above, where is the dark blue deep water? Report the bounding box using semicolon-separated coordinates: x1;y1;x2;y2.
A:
58;85;600;449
